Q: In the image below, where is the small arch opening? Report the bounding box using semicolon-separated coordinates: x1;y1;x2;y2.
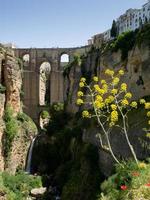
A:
39;62;51;105
60;54;69;68
23;54;30;66
39;110;50;129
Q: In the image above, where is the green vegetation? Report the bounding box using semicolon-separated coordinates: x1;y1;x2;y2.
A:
32;107;102;200
100;23;150;61
137;23;150;47
4;106;19;158
0;83;6;93
111;30;137;60
98;160;150;200
0;171;42;200
63;54;82;77
40;110;50;119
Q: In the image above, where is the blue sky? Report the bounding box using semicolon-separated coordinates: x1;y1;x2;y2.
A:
0;0;147;48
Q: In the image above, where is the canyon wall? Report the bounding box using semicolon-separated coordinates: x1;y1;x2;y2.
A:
0;45;37;173
64;41;150;175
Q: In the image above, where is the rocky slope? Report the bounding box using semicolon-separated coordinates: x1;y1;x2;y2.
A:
63;30;150;175
0;44;37;174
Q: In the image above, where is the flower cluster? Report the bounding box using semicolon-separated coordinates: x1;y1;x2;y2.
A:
111;110;118;123
77;91;84;97
76;98;83;105
121;83;127;92
82;110;91;118
105;69;114;76
93;76;98;82
130;101;138;108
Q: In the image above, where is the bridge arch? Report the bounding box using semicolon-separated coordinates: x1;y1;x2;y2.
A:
59;53;70;69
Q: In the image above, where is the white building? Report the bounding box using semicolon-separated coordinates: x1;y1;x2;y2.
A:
117;0;150;35
88;0;150;44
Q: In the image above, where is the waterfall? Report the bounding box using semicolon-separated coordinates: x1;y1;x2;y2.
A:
25;137;36;173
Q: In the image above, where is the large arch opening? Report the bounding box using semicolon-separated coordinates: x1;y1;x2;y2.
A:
39;62;51;105
1;60;5;85
60;53;69;68
0;59;6;93
22;54;30;67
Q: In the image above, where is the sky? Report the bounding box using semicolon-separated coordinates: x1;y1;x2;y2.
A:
0;0;147;48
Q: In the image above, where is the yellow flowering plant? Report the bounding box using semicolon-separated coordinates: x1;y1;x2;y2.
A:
76;69;143;166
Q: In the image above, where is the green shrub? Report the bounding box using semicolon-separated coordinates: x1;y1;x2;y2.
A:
111;31;137;60
17;112;30;122
40;110;50;119
0;171;42;200
99;160;150;200
4;106;19;157
0;83;6;93
137;23;150;47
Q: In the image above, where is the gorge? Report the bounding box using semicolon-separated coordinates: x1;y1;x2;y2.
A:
0;23;150;199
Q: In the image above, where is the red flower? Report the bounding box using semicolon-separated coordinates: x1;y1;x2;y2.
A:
145;183;150;187
131;171;140;177
120;185;128;190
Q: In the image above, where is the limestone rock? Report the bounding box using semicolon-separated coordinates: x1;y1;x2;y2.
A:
30;187;46;197
4;51;22;114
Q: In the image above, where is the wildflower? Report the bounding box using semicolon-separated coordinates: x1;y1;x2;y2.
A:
82;110;91;118
121;83;127;91
94;100;105;109
140;99;146;104
111;104;117;111
76;99;84;105
111;89;118;95
95;95;103;102
138;162;147;169
131;171;140;177
121;99;129;107
109;122;115;127
145;183;150;187
125;92;132;99
130;101;137;108
77;91;84;97
98;89;106;95
79;82;85;88
105;69;114;76
120;185;128;190
118;69;124;76
108;96;115;103
93;76;98;82
111;111;118;122
145;102;150;110
146;132;150;138
94;84;100;92
112;77;120;85
104;96;114;105
147;111;150;117
102;84;108;93
80;77;86;83
101;79;106;84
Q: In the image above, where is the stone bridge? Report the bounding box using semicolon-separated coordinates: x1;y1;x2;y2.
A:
14;46;90;125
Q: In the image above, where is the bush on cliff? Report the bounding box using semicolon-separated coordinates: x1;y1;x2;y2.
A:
4;106;19;158
97;160;150;200
0;171;42;200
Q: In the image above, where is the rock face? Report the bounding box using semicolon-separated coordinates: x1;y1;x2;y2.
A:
4;49;22;113
64;42;150;175
64;43;150;112
0;45;37;173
